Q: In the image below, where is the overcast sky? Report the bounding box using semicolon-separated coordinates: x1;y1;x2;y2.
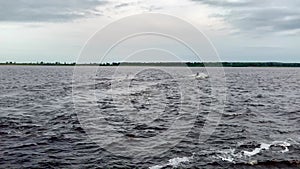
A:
0;0;299;62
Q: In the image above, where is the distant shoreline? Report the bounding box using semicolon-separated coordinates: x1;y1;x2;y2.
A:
1;62;300;67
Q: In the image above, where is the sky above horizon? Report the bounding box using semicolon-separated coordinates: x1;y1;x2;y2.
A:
1;0;300;63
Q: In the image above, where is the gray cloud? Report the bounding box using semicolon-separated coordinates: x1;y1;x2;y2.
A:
0;0;107;22
114;3;130;9
192;0;255;7
193;0;300;35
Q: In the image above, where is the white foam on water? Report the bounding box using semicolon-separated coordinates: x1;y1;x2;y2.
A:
216;148;243;163
149;155;193;169
150;139;296;168
149;165;164;169
272;141;291;153
215;139;294;164
243;141;291;157
243;143;270;157
168;156;190;166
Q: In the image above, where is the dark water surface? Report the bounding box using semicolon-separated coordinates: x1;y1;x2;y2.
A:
0;66;299;168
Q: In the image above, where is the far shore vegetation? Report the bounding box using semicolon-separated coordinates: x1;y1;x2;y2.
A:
1;61;300;67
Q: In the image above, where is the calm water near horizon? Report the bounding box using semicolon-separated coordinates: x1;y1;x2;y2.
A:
0;66;299;168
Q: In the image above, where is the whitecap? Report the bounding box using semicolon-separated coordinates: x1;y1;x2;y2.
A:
215;148;242;163
243;141;292;157
215;139;294;164
149;155;193;169
243;142;270;157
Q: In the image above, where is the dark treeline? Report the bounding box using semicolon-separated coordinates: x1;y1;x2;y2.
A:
120;62;300;67
1;61;300;67
188;62;300;67
0;61;76;66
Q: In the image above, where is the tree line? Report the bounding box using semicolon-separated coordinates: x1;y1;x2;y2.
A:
1;61;300;67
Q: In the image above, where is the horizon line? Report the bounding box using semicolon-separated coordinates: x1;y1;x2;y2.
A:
1;61;300;67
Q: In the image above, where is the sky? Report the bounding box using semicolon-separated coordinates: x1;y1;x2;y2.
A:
0;0;299;63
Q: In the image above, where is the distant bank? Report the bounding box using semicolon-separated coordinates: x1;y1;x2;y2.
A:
1;62;300;67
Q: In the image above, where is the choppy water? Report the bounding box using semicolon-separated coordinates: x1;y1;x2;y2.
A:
0;66;300;168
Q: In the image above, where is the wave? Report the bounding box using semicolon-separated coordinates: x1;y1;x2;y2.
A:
149;154;194;169
214;138;298;164
233;160;300;167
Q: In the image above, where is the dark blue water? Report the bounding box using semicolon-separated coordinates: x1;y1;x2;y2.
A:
0;66;299;168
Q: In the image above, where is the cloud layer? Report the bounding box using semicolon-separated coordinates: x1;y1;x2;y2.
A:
0;0;106;22
193;0;300;35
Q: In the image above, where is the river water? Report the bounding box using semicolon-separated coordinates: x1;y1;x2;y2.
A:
0;66;299;168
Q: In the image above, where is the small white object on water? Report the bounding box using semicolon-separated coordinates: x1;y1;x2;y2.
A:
248;160;258;165
195;72;209;79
